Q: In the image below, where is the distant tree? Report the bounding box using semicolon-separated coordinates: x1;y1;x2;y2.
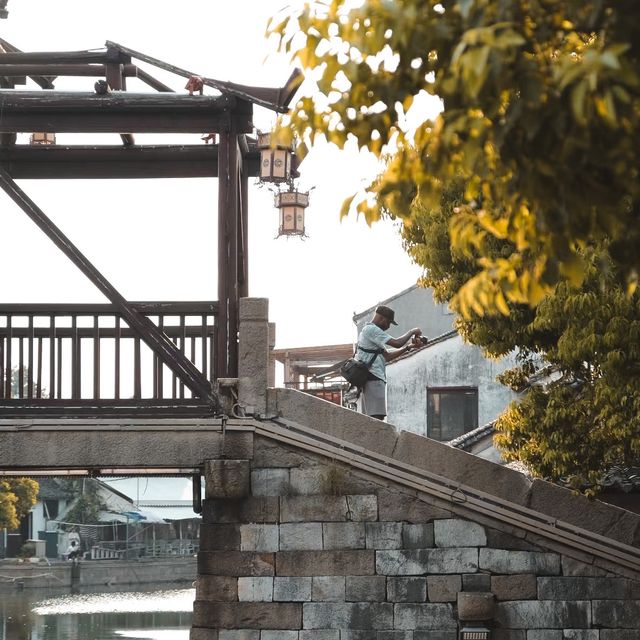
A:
10;366;47;398
60;479;106;525
403;181;640;494
0;478;38;530
270;0;640;314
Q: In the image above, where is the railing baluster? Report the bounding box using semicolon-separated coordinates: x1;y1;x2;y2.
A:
18;337;24;399
36;336;43;399
56;336;62;399
172;336;178;399
27;316;34;399
179;315;186;399
201;313;207;383
157;314;164;399
5;317;11;398
93;315;100;399
49;314;56;400
0;334;4;399
134;336;141;399
115;316;121;400
71;315;78;399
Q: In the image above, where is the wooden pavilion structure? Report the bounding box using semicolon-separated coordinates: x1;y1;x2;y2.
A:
0;38;301;416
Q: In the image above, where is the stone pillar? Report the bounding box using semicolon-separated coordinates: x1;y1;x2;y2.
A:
238;297;270;417
268;321;276;389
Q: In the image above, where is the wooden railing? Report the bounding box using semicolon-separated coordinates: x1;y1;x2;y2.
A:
0;302;218;415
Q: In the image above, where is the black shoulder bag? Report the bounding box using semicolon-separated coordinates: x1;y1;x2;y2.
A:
340;345;384;389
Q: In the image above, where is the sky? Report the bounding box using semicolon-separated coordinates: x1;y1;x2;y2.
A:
0;0;427;350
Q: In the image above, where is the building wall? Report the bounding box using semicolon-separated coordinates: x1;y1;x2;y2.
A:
386;334;520;437
192;438;640;639
354;285;455;342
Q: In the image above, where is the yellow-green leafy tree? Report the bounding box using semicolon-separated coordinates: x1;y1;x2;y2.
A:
270;0;640;313
404;181;640;492
0;478;39;530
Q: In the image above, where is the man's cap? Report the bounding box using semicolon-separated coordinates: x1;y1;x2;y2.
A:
375;305;398;325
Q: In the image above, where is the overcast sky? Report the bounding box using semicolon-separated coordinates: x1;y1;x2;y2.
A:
1;0;428;349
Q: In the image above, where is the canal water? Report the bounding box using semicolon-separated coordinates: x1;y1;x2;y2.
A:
0;583;194;640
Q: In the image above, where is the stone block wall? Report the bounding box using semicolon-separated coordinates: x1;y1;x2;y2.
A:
191;438;640;639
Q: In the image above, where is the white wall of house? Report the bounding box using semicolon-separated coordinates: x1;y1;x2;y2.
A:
386;333;520;437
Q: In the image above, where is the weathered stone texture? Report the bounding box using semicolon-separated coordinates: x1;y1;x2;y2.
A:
237;577;273;602
376;548;478;576
434;519;487;547
251;468;290;496
494;601;591;629
277;550;375;576
365;522;403;549
200;524;241;551
377;490;453;523
479;549;561;575
345;576;387;602
323;522;366;550
205;460;251;499
561;557;612;577
347;495;378;521
427;575;461;602
261;631;298;640
387;577;427;602
302;602;393;630
412;632;457;640
393;603;457;630
274;576;313;602
527;632;562;640
592;600;640;628
312;576;345;602
196;575;238;602
600;631;640;640
485;527;541;552
279;523;323;551
198;551;275;577
252;437;307;468
281;496;351;522
457;591;495;621
299;632;340;640
491;574;538;601
539;576;640;600
462;573;491;592
562;631;599;640
402;523;434;549
203;497;279;523
193;602;302;629
217;631;258;640
190;628;219;640
240;524;279;552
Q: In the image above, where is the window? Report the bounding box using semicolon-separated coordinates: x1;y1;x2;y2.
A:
427;387;478;441
43;499;59;520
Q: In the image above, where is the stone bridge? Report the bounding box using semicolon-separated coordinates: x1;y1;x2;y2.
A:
2;299;640;639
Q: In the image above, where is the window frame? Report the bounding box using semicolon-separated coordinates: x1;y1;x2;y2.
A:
426;385;479;441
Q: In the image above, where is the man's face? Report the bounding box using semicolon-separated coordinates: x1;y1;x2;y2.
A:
377;315;392;331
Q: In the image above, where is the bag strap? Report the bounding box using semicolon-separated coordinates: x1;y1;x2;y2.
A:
354;344;384;370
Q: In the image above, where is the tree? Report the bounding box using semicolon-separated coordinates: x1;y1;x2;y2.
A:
270;0;640;313
403;181;640;493
0;478;38;530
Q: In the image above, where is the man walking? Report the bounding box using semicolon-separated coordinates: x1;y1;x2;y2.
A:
353;305;422;421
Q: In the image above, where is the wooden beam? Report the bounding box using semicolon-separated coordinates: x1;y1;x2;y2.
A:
106;40;301;113
0;169;220;408
0;144;261;179
0;63;138;77
0;90;252;134
0;50;112;64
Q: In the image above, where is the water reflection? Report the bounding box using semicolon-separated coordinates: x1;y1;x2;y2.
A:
0;583;194;640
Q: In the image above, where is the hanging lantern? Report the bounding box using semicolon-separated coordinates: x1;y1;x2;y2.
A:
276;188;309;237
30;132;56;146
258;132;292;183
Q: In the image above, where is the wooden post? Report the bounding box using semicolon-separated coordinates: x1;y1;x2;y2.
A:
216;131;240;378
